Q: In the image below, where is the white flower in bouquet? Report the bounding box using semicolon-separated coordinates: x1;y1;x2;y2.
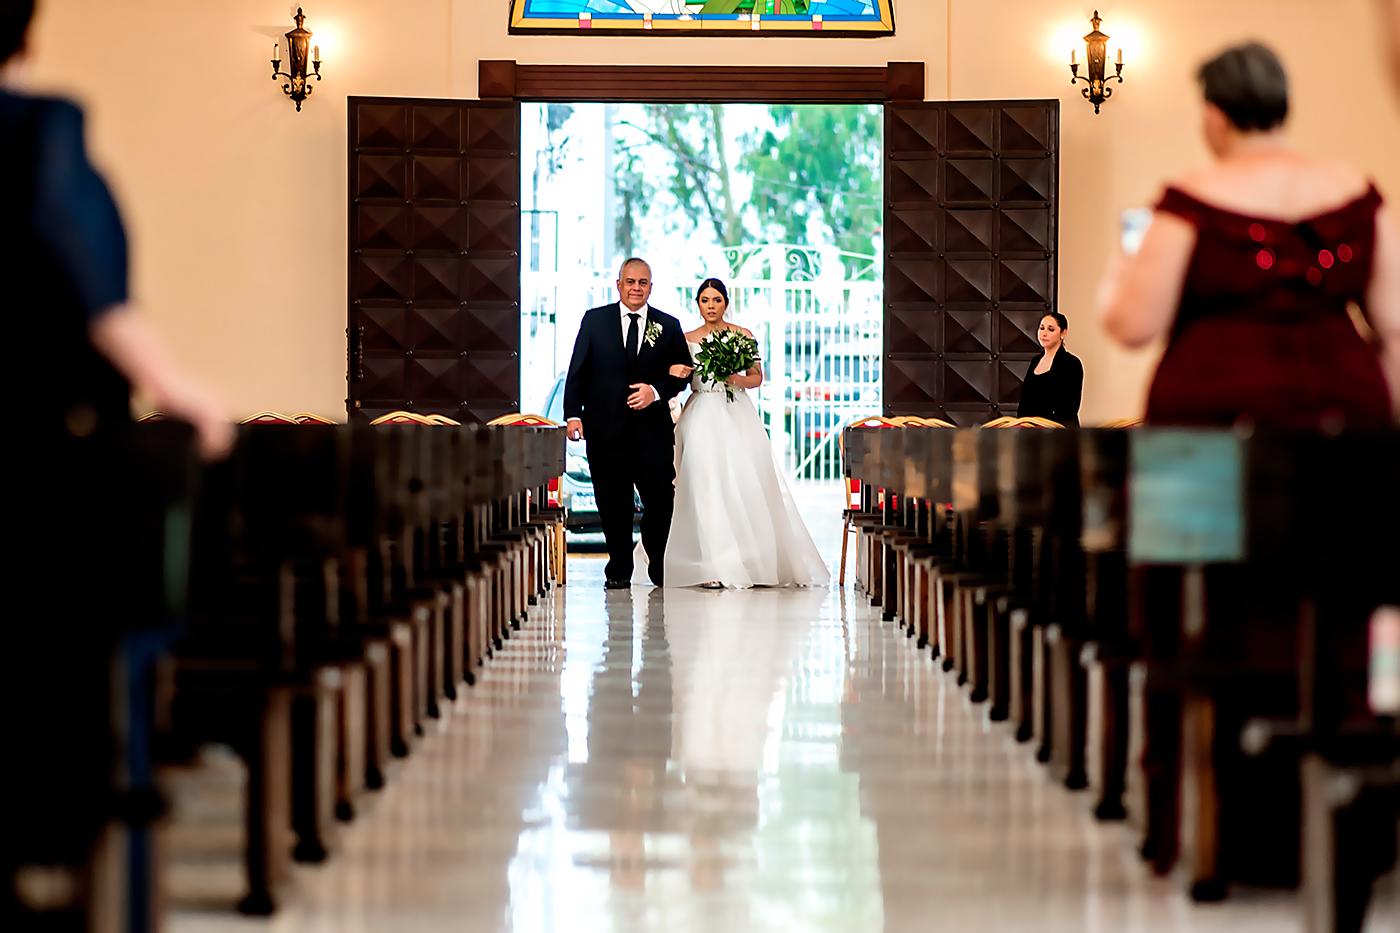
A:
694;328;760;402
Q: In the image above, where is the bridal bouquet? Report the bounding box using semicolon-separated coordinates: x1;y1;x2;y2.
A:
694;328;760;402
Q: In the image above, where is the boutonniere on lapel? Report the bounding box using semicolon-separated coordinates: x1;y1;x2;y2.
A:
643;320;663;349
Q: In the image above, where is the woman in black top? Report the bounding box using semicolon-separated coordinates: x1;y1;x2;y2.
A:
1016;312;1083;427
3;0;229;456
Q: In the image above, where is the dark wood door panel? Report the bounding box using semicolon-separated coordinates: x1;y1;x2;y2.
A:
884;100;1059;423
348;97;521;422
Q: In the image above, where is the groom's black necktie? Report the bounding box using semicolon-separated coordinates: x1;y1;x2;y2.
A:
625;312;640;360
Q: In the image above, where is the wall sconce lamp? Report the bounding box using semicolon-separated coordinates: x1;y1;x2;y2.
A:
271;7;322;112
1069;11;1124;114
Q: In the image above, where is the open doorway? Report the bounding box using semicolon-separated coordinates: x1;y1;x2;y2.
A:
519;101;883;538
346;68;1056;454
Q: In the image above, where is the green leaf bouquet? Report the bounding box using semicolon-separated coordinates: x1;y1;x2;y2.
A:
694;328;761;402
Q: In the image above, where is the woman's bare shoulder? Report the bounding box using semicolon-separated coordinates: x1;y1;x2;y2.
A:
685;327;706;341
1172;156;1370;215
734;325;755;339
1308;156;1369;190
1277;156;1370;201
1170;163;1262;200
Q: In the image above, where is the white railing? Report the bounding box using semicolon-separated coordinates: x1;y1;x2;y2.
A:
523;245;882;481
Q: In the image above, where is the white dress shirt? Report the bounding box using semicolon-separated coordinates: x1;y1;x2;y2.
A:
619;301;650;347
619;302;660;408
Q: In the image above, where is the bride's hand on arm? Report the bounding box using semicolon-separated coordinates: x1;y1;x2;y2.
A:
669;363;694;378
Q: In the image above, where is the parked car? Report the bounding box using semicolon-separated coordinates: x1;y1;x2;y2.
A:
781;319;859;358
786;342;881;477
542;373;641;534
790;341;882;404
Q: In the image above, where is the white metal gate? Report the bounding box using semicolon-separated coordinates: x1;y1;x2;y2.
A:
522;244;882;481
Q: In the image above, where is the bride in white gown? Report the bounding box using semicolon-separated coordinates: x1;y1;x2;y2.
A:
634;278;829;589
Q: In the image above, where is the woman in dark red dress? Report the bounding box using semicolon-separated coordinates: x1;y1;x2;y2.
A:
1099;43;1399;428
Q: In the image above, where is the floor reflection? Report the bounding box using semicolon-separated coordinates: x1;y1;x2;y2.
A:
169;490;1351;932
506;571;879;932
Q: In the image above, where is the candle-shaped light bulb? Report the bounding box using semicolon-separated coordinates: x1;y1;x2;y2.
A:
1071;48;1077;66
313;45;320;64
1116;47;1123;65
273;41;279;61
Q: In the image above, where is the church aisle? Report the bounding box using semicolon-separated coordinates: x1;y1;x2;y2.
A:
169;546;1362;932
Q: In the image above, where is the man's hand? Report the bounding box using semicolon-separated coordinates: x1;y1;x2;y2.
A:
566;418;584;441
627;384;658;410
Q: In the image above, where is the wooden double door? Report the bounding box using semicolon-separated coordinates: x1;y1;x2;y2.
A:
346;91;1058;426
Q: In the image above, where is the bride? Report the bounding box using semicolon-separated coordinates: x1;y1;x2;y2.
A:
635;278;829;589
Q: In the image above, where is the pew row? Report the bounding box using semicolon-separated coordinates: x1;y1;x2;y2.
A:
844;421;1399;933
6;421;565;929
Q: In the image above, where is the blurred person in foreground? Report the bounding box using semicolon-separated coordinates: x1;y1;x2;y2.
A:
1098;42;1400;428
2;0;230;457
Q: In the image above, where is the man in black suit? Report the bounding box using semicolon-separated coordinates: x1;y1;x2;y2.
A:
563;257;692;588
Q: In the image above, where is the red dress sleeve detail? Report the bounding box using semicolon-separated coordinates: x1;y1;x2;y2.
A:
1153;186;1207;228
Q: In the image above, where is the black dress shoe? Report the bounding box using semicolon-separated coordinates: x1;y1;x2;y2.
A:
604;579;631;590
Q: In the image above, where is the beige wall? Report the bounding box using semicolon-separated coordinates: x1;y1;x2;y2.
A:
28;1;1400;422
30;0;457;419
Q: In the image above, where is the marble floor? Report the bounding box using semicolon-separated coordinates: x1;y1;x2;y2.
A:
169;484;1397;933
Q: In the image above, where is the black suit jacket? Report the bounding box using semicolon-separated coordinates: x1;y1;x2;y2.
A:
563;304;692;441
2;91;130;428
1016;349;1083;427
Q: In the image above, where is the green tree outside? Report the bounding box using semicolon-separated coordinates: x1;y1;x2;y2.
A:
613;103;882;261
742;104;883;257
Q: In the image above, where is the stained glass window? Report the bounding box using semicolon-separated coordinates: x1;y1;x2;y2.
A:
509;1;895;36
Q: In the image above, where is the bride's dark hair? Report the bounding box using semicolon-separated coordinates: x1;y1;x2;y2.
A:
696;277;730;306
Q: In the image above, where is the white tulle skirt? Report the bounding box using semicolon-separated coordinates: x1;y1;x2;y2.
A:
634;387;829;589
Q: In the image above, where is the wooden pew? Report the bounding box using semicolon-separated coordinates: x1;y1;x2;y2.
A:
6;421;565;924
841;419;903;602
1076;429;1135;820
5;424;200;933
1127;430;1399;911
995;426;1083;771
1036;429;1091;788
898;433;958;644
842;426;880;598
171;425;354;910
845;421;1400;925
168;422;562;915
943;428;1003;702
894;428;955;657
